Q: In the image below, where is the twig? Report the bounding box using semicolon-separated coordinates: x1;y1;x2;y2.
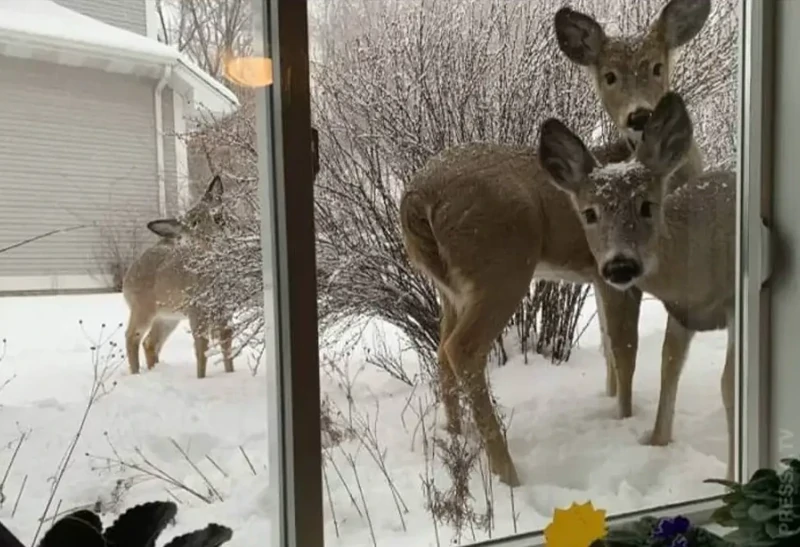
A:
322;459;340;538
206;455;228;478
327;448;363;518
49;499;63;527
239;445;257;476
0;432;27;506
418;398;441;547
0;224;92;255
31;331;115;547
351;402;409;527
11;475;27;518
169;438;223;501
85;450;212;505
343;452;376;547
164;488;183;505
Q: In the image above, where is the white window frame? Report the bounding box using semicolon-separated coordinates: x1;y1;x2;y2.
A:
256;0;774;545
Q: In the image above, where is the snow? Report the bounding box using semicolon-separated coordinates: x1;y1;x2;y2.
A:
0;292;727;546
0;0;239;115
0;0;176;61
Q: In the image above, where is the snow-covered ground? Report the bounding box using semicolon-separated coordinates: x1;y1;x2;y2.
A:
0;292;727;546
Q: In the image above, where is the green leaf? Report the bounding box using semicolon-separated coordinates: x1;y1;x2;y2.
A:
705;478;742;491
779;457;800;472
710;505;736;527
722;492;743;504
747;503;780;522
722;527;775;546
730;500;754;520
749;468;780;483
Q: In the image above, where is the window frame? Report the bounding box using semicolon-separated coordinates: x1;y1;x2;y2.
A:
259;1;324;546
258;0;772;544
736;0;773;481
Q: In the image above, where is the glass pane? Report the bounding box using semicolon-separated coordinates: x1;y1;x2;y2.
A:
309;0;745;544
0;0;277;544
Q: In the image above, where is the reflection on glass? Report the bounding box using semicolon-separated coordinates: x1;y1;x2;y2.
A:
311;0;741;544
0;0;269;544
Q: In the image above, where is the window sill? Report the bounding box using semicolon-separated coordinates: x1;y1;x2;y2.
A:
468;497;726;547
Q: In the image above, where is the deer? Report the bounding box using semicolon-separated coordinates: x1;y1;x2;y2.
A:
398;0;713;487
538;91;736;480
554;0;711;414
123;175;234;380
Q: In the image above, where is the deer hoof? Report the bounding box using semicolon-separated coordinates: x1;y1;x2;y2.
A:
490;456;521;487
641;429;671;446
497;466;521;488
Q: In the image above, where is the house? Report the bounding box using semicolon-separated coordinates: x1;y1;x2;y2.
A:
0;0;239;294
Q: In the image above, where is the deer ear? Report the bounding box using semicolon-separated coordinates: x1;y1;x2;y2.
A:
147;218;182;238
655;0;711;49
202;175;224;205
637;92;693;176
539;118;596;195
554;7;605;66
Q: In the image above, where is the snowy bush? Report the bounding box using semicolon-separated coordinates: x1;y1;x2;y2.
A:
179;0;738;379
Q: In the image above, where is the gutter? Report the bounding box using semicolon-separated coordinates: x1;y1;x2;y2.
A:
154;65;172;217
0;28;240;114
175;57;239;109
0;26;176;67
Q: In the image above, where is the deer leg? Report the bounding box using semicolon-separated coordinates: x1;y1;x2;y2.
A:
595;283;642;418
648;314;694;445
438;294;462;435
593;285;617;397
125;310;153;375
722;325;735;481
189;313;210;379
444;290;526;487
143;317;180;370
216;321;235;373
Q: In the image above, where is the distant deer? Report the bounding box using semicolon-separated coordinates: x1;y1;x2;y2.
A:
554;0;711;408
399;0;712;487
123;175;233;379
539;91;736;479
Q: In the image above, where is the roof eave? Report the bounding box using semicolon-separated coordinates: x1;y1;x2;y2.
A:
0;27;240;115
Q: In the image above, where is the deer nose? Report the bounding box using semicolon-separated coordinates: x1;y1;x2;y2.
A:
626;108;652;132
601;256;643;285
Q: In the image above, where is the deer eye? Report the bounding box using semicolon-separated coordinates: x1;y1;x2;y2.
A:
582;209;598;224
652;62;663;77
640;201;654;218
604;71;617;85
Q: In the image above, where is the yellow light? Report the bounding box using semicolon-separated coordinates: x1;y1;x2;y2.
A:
223;56;273;88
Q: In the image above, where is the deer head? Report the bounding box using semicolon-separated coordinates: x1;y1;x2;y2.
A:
539;91;694;289
146;175;227;245
554;0;710;142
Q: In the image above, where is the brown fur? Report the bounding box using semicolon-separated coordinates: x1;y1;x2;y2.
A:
123;175;233;379
399;0;713;487
540;91;736;480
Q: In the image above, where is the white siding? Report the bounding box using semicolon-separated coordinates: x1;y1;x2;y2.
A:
54;0;147;36
0;56;178;290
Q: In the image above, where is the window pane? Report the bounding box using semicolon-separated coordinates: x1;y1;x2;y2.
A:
309;0;747;544
0;0;279;544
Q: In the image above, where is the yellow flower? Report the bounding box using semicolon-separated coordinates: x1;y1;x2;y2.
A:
544;501;607;546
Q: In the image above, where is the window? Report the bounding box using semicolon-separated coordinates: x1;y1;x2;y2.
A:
267;0;766;546
0;0;780;546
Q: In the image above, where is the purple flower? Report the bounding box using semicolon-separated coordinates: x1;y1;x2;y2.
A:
652;515;691;539
670;535;689;547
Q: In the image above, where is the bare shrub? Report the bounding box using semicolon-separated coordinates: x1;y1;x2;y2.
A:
311;0;605;375
92;220;147;292
177;0;737;385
